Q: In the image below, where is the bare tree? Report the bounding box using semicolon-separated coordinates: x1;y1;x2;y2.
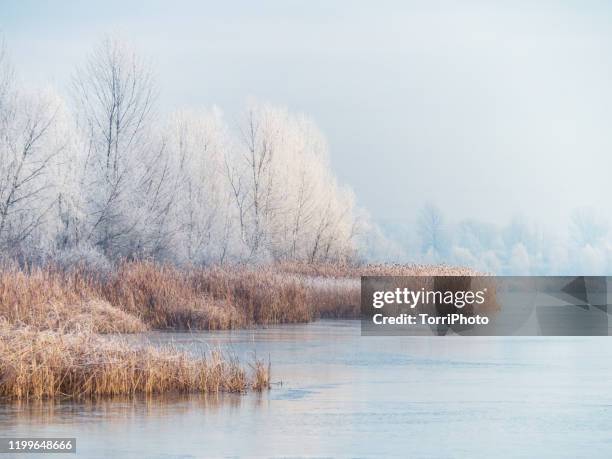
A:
569;207;608;248
232;102;356;262
0;38;13;120
72;36;158;257
165;109;237;264
0;44;71;257
235;105;277;258
417;203;447;258
0;37;359;266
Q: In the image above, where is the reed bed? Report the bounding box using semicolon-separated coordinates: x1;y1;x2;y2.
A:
277;261;485;279
0;261;488;332
91;262;313;329
97;263;248;330
0;321;268;400
278;262;493;318
0;261;488;400
0;268;146;333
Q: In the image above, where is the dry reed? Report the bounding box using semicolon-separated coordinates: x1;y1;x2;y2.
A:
0;267;145;333
277;261;485;278
0;261;491;400
0;320;269;400
0;261;490;332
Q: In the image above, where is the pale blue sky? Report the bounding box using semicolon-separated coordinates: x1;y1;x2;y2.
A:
3;0;612;230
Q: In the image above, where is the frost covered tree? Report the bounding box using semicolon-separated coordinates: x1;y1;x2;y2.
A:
0;41;79;259
0;37;359;266
569;207;608;248
72;36;168;258
164;109;241;264
417;203;448;260
229;103;356;262
230;104;276;258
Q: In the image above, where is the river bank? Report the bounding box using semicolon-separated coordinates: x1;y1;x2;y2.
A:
0;261;481;332
0;261;479;400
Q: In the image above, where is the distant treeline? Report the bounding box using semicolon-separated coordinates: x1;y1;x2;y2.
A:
365;204;612;275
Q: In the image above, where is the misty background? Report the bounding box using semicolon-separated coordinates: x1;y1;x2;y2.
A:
2;0;612;274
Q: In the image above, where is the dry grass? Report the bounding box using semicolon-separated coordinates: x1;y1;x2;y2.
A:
277;261;485;279
192;266;313;325
278;262;488;318
0;268;145;333
97;263;247;330
0;261;492;400
0;261;490;332
0;320;269;400
59;300;147;334
94;262;312;329
250;359;271;391
297;276;360;318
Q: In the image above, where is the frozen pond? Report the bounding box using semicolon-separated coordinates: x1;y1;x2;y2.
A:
1;320;612;458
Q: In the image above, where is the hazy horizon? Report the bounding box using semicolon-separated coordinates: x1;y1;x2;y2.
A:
3;0;612;235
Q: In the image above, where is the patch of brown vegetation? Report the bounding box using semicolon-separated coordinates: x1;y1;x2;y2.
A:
0;261;490;332
0;268;144;333
277;261;486;278
0;321;268;400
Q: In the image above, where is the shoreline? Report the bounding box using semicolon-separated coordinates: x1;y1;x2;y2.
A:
0;261;478;401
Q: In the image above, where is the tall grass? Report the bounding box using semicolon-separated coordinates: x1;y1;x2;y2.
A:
97;263;247;330
0;320;268;400
0;261;487;400
0;267;145;333
277;261;485;278
93;262;313;329
0;261;488;332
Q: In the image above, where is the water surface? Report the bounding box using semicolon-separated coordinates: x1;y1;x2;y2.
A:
2;320;611;458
